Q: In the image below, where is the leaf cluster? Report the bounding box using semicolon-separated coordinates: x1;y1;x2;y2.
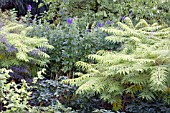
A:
125;98;170;113
65;17;170;111
27;17;119;78
40;0;170;25
0;11;53;79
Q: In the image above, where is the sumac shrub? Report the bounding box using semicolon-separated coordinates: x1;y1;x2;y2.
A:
0;10;53;81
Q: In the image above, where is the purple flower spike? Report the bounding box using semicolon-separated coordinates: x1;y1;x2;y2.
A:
97;22;104;27
121;16;126;21
0;37;7;43
27;5;32;11
106;20;111;25
97;22;101;27
67;18;72;25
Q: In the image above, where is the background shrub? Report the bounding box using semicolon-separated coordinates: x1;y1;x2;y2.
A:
0;0;47;16
40;0;170;25
30;76;108;112
1;0;169;25
27;17;120;78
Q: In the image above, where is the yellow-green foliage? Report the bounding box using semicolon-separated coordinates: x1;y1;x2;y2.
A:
64;17;170;111
0;68;11;98
0;11;53;76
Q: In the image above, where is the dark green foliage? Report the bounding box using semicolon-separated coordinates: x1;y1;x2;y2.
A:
126;99;170;113
27;17;119;78
0;0;47;16
1;0;170;25
30;76;76;106
41;0;170;25
30;76;107;112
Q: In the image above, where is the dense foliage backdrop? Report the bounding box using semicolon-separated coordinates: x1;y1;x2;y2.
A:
0;0;170;112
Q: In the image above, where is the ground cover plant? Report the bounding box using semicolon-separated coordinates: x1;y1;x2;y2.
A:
39;0;170;25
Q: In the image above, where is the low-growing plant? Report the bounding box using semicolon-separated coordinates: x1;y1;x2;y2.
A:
0;68;76;113
64;17;170;111
92;109;116;113
30;76;73;106
2;80;32;112
0;68;11;111
30;76;106;112
125;98;170;113
29;102;77;113
0;68;32;112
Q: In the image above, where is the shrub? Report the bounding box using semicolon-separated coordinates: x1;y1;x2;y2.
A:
27;17;119;78
64;18;170;111
30;76;105;112
40;0;170;25
0;0;47;16
0;10;53;80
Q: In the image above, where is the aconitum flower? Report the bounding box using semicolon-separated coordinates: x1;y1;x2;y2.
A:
121;16;126;21
27;5;32;11
101;23;104;27
0;37;7;43
67;18;72;25
97;22;104;27
106;20;111;25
